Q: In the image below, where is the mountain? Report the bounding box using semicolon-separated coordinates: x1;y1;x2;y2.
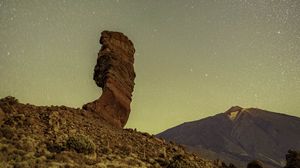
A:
157;106;300;168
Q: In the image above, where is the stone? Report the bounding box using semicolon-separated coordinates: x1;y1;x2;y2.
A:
83;31;136;128
285;150;300;168
0;107;5;124
247;160;264;168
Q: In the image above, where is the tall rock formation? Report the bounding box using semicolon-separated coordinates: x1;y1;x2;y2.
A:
83;31;136;128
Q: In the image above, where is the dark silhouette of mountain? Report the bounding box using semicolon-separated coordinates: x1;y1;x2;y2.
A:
157;106;300;168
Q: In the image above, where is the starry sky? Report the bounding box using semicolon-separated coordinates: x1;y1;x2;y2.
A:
1;0;300;134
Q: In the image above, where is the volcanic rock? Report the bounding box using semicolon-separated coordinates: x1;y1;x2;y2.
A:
83;31;136;128
247;160;265;168
285;150;300;168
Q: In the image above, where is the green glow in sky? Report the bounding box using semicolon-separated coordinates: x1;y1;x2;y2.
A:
1;0;300;134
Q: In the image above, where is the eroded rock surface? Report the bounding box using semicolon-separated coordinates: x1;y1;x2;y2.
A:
83;31;136;128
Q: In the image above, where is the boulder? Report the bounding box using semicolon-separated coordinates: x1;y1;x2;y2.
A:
247;160;264;168
285;150;300;168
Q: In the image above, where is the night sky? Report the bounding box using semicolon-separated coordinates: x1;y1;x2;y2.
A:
1;0;300;134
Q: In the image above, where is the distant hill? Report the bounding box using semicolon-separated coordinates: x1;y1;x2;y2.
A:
157;106;300;168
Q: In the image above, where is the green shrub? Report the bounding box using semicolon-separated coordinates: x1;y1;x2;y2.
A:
0;126;14;139
46;142;66;153
66;135;95;154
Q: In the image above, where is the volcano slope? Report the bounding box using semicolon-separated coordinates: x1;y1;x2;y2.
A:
157;106;300;168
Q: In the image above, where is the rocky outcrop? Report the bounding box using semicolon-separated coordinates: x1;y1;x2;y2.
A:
83;31;136;128
247;160;264;168
225;106;243;114
285;150;300;168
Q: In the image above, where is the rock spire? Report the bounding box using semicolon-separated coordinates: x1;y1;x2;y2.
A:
83;31;136;128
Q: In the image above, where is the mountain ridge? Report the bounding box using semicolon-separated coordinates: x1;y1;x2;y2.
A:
157;106;300;168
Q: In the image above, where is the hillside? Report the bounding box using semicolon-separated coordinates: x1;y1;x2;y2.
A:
157;106;300;168
0;96;229;168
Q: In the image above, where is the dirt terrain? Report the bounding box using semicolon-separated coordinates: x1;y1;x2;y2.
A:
0;96;228;168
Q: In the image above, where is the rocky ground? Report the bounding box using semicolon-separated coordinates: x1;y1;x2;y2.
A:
0;96;230;168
